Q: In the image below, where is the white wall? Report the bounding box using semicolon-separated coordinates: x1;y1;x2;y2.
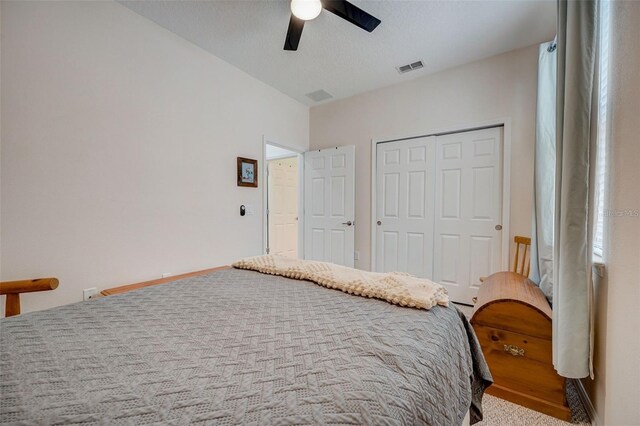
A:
0;1;309;314
583;2;640;425
310;45;539;271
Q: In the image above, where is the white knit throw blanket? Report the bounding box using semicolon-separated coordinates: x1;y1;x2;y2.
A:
232;255;449;310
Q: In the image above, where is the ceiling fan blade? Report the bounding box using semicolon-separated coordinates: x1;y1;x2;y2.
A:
284;14;305;51
322;0;381;32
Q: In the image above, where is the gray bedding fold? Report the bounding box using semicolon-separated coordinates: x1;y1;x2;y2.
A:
0;268;492;425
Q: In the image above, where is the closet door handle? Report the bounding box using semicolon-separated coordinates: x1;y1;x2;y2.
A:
342;221;353;226
377;220;382;226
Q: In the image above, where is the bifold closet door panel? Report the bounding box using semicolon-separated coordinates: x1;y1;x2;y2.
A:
433;127;503;304
375;136;436;278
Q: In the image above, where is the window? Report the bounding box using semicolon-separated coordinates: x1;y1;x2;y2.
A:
593;0;611;259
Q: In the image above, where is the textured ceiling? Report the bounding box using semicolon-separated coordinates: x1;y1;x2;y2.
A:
120;0;556;106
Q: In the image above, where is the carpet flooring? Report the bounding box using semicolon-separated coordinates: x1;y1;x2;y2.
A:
454;303;591;426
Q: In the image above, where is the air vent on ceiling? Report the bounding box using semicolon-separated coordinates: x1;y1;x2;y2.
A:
306;89;334;102
396;60;424;74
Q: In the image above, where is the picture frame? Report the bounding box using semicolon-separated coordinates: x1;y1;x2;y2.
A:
237;157;258;187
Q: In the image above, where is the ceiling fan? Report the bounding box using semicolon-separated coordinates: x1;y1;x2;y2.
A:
284;0;381;51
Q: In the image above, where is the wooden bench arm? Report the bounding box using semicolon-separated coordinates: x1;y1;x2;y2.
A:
1;278;59;317
0;278;59;295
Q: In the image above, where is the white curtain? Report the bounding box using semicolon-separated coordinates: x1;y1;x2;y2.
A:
530;41;557;302
553;0;599;379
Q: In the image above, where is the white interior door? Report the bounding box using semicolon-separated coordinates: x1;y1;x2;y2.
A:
433;127;503;304
375;137;436;277
304;146;355;267
268;157;298;258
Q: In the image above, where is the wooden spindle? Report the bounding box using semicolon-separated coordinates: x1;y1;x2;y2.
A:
5;294;20;317
1;277;59;317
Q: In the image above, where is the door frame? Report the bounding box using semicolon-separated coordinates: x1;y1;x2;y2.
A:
262;136;305;258
369;118;512;273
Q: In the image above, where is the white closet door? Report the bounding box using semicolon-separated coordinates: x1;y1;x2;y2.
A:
433;127;503;304
375;137;436;277
304;146;355;267
268;157;298;258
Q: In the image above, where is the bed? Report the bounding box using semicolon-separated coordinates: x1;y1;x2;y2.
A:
0;266;491;425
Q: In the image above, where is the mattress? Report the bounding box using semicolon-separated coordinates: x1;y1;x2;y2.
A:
0;268;492;425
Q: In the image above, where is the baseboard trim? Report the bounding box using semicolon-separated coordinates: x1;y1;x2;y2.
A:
572;379;599;426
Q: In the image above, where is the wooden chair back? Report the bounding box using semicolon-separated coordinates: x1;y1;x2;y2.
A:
0;278;59;317
512;236;531;277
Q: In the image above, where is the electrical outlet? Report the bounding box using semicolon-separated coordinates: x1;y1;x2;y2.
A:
162;273;172;278
83;287;99;301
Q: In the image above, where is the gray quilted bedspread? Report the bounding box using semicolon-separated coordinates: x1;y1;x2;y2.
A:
0;268;492;425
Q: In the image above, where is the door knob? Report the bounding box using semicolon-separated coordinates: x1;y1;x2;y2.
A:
495;224;502;231
377;220;382;226
342;221;353;226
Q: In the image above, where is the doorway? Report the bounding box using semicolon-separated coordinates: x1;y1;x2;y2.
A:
265;144;300;258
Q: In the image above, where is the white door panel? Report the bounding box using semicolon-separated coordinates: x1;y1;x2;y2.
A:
375;137;436;277
267;157;298;258
304;146;355;267
433;127;503;303
374;127;503;304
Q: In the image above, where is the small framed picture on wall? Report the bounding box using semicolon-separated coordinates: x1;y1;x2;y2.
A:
237;157;258;187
